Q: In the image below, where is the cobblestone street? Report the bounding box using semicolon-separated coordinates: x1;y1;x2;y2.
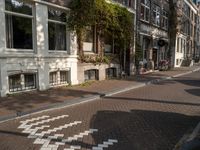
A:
0;71;199;150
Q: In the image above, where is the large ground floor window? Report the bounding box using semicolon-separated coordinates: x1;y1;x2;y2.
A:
84;69;99;81
9;73;36;92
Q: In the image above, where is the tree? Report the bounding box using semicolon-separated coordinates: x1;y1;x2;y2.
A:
67;0;95;57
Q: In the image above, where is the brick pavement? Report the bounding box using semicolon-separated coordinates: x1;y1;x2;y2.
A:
0;70;199;150
0;64;199;122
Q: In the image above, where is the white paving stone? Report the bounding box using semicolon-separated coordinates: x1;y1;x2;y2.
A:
18;115;118;150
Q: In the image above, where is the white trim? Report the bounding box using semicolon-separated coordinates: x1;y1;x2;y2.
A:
7;69;38;75
48;19;66;25
5;48;34;52
33;0;70;11
106;0;136;14
4;10;33;18
48;50;68;53
184;0;198;14
4;3;35;52
140;32;152;37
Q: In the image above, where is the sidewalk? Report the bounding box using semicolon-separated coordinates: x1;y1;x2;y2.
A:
0;64;199;122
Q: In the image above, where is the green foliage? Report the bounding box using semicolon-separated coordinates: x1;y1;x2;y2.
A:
80;80;96;87
67;0;95;31
67;0;134;52
135;41;143;61
79;54;116;65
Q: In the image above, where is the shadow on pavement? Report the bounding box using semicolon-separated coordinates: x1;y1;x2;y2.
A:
185;89;200;97
89;110;200;150
175;79;200;88
0;110;199;150
104;96;200;107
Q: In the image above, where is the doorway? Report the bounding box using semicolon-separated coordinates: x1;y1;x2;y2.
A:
153;48;158;69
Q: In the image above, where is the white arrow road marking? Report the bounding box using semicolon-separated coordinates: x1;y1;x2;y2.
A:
92;139;118;150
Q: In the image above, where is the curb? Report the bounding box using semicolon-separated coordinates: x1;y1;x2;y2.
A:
0;67;199;124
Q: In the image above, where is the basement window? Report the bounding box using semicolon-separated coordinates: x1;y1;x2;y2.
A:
106;68;117;79
84;69;99;81
9;73;36;92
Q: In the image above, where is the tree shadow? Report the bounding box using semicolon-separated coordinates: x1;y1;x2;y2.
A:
89;109;200;150
185;89;200;97
0;110;199;150
104;96;200;107
174;78;200;88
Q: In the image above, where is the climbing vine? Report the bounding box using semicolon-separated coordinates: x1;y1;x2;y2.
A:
67;0;134;65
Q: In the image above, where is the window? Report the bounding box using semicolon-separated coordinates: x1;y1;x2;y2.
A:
84;69;99;81
143;38;150;59
162;10;168;29
49;72;58;86
152;4;160;26
183;40;186;54
9;73;36;92
49;71;69;86
48;8;67;51
176;59;179;65
5;0;33;49
106;68;117;79
177;38;180;52
104;33;113;53
60;71;68;84
122;0;135;8
9;74;21;92
83;27;94;52
140;0;150;22
181;39;183;53
113;0;135;8
83;27;93;43
24;73;36;90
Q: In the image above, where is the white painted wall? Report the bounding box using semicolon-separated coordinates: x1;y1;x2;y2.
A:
174;34;186;67
0;1;78;97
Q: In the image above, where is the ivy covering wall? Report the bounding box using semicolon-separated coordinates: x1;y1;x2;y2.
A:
67;0;134;66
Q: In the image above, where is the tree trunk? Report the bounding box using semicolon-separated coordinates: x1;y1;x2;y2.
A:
77;29;84;58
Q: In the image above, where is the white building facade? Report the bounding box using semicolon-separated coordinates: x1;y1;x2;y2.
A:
0;0;78;97
173;0;198;67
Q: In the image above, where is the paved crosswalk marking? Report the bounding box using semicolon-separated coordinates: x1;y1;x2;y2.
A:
61;129;98;143
64;145;81;150
33;121;82;140
92;139;118;150
19;116;50;129
18;115;118;150
18;115;68;130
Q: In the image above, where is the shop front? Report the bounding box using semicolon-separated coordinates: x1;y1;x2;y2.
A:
139;24;169;70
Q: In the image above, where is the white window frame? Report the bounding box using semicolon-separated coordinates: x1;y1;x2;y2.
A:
141;0;150;22
48;7;68;52
4;0;35;52
162;10;168;30
8;72;37;93
49;70;69;87
152;4;160;26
